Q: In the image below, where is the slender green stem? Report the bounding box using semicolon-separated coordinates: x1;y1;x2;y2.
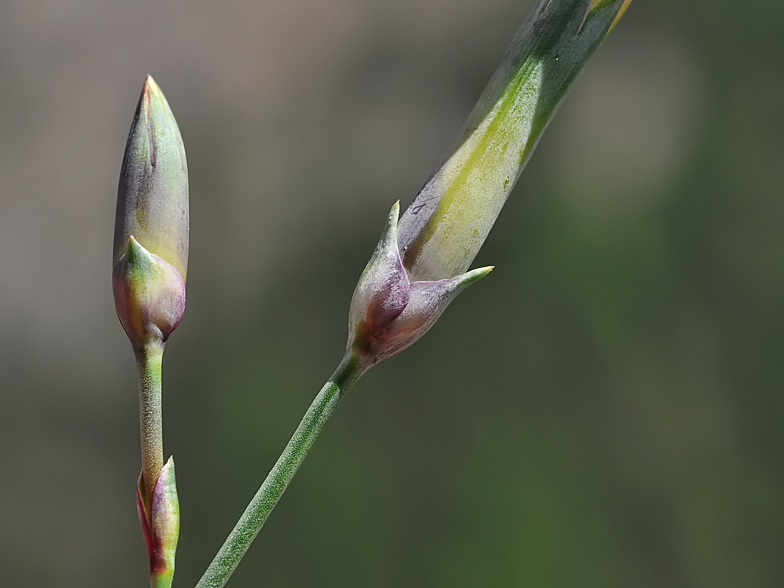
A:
153;567;175;588
195;352;364;588
137;342;165;509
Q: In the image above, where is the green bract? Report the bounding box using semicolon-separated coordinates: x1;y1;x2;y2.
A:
113;236;186;351
137;457;180;588
347;202;492;372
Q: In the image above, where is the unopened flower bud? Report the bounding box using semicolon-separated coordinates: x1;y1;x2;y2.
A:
113;76;188;351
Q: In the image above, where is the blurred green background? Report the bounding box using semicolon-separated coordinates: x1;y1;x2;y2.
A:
1;0;783;586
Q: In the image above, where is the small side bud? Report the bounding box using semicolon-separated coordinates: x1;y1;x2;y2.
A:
347;203;492;371
137;457;180;588
113;236;186;351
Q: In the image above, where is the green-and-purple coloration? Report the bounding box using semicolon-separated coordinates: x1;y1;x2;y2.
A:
113;75;188;353
138;458;181;588
346;0;632;369
347;202;492;372
113;236;186;351
114;75;186;588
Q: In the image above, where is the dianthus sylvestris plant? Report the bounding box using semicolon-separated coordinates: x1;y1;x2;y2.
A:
112;1;632;586
114;75;187;588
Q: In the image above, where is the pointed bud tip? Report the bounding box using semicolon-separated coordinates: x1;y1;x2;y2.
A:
141;75;163;102
458;265;494;287
125;235;148;263
370;201;403;260
387;201;401;227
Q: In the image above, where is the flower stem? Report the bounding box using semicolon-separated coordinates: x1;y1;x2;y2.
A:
137;342;165;510
152;568;174;588
195;352;364;588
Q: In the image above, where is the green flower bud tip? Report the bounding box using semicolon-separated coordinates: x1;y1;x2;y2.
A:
114;75;189;282
396;0;631;282
137;457;180;588
113;236;186;351
347;202;492;371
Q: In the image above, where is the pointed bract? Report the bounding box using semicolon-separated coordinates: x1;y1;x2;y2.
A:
137;458;180;588
365;266;493;365
151;458;180;587
113;236;186;351
347;203;492;371
348;202;410;339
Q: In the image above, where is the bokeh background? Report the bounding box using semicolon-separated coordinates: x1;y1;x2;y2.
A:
1;0;783;586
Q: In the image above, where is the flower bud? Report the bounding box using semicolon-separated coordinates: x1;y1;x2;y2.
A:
113;76;188;350
347;202;492;371
346;1;630;369
137;457;180;588
397;0;631;281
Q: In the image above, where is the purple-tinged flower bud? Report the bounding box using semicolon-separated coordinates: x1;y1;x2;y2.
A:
137;457;180;588
347;1;630;372
113;76;188;351
347;202;492;371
